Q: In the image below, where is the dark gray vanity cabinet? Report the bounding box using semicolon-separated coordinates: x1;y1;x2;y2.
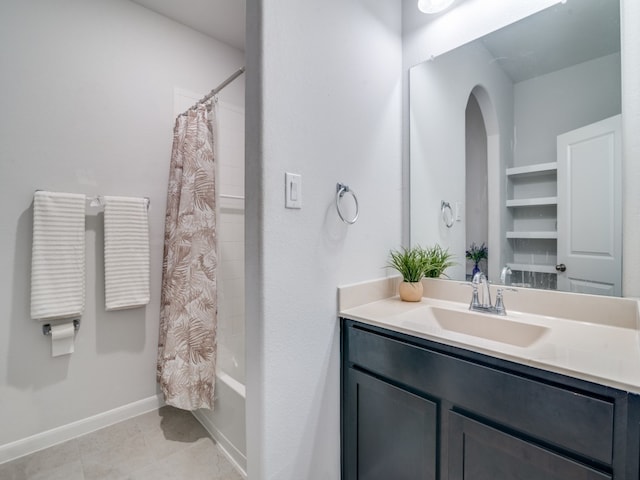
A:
341;319;640;480
448;412;610;480
343;368;437;480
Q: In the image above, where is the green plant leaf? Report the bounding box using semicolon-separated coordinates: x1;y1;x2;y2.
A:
421;244;456;278
387;244;456;281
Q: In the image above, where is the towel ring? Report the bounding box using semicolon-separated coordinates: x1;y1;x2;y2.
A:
336;183;359;225
441;201;454;228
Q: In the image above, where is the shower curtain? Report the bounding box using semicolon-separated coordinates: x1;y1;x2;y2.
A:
157;103;218;411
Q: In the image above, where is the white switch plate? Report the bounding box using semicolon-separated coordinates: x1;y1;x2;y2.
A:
285;172;302;209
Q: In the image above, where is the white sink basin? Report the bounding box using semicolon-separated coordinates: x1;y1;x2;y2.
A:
427;306;549;348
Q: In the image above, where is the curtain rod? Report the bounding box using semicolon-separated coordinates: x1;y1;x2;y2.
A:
179;67;245;117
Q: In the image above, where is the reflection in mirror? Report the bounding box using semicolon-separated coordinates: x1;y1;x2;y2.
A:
465;90;488;279
409;0;621;295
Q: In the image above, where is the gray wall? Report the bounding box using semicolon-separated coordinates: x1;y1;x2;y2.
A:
245;0;403;478
514;53;622;167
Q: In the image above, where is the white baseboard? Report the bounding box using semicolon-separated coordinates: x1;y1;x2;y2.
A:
0;394;164;465
192;410;247;479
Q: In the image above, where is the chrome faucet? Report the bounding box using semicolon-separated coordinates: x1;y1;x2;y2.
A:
494;288;507;315
500;265;512;285
468;271;515;316
471;271;492;311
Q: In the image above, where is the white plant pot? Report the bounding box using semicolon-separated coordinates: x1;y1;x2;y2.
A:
399;281;423;302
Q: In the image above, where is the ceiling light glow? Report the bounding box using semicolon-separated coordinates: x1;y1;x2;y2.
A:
417;0;455;14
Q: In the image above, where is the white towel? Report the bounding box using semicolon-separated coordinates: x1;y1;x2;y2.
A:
103;196;150;310
31;191;86;320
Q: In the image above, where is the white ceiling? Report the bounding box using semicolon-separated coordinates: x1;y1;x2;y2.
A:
131;0;246;51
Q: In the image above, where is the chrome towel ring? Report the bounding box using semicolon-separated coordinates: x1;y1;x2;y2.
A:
336;183;359;225
441;201;454;228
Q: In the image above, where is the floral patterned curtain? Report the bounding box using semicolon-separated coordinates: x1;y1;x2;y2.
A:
157;103;217;410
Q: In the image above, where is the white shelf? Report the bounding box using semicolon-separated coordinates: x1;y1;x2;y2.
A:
506;231;558;239
506;196;558;207
506;162;557;177
506;263;558;274
506;162;559;268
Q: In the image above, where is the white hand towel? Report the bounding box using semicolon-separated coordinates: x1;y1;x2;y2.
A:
31;191;86;320
103;196;150;310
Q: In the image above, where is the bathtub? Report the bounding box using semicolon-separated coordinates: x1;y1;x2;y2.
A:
193;371;246;477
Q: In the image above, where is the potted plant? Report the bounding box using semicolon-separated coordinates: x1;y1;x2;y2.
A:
388;245;455;302
422;244;456;279
465;242;488;278
388;246;428;302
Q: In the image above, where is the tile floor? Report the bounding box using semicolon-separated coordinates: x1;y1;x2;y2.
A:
0;406;244;480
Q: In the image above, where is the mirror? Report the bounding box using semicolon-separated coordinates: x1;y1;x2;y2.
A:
410;0;622;295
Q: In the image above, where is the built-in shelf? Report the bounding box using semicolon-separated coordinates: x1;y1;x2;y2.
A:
506;196;558;207
506;231;558;239
505;161;559;271
506;263;558;274
506;162;557;177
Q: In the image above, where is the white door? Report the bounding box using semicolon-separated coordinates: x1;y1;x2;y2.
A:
557;115;622;296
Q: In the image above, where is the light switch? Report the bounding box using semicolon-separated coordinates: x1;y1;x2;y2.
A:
285;172;302;209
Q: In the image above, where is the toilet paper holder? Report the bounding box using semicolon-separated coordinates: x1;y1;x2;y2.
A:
42;320;80;336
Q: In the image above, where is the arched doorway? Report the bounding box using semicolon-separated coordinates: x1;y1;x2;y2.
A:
465;86;501;280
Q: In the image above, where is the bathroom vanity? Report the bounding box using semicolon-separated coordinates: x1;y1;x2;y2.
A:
339;278;640;479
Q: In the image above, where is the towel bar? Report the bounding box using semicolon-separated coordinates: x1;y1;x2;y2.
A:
35;191;150;211
42;319;80;336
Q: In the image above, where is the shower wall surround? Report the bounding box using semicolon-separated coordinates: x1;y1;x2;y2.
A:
0;0;243;461
199;101;247;472
214;103;246;385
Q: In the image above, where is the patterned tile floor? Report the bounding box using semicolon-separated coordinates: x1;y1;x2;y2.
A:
0;406;244;480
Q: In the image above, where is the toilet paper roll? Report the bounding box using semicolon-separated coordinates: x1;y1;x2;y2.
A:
51;322;76;357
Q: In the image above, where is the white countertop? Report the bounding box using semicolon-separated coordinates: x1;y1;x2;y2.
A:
339;277;640;394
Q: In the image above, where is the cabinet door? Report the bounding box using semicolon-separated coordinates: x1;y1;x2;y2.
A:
343;368;437;480
448;411;611;480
